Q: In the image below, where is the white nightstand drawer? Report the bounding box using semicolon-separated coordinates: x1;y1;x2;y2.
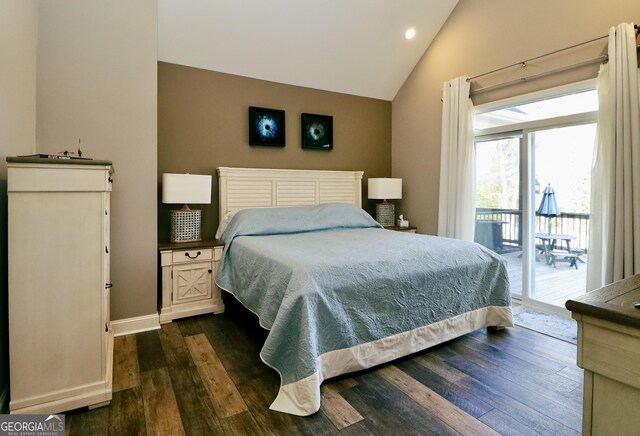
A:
172;248;213;264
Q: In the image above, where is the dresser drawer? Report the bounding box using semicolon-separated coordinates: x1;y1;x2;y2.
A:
580;318;640;390
8;164;112;192
172;248;213;264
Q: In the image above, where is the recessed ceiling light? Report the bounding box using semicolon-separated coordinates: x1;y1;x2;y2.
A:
404;28;416;40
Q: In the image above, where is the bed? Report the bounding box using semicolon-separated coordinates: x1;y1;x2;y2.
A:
215;167;513;416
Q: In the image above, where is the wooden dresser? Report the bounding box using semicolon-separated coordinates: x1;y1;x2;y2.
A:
7;157;114;413
566;274;640;436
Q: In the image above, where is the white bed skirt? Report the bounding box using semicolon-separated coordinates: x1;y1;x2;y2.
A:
268;305;513;416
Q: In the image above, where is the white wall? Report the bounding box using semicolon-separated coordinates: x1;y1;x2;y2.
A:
0;0;38;410
36;0;158;320
0;0;37;174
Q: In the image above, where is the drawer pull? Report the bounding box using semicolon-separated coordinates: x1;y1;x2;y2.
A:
208;269;212;274
108;177;113;183
105;323;109;332
105;246;109;254
105;283;113;289
185;251;201;259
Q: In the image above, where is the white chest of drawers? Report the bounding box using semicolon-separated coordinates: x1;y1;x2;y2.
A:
7;157;114;414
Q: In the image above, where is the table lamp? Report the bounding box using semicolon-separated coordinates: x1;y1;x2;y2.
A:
368;178;402;227
162;173;212;242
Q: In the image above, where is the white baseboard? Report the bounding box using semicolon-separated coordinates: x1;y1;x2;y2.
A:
111;313;160;337
0;385;8;414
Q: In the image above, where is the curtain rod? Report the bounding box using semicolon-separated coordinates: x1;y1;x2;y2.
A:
468;23;639;83
467;24;640;93
439;24;639;101
467;34;609;83
470;54;608;95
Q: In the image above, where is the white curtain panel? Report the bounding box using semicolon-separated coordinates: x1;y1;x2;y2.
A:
587;22;640;290
438;76;475;241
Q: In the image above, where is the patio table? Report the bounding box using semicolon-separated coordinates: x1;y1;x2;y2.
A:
535;232;580;269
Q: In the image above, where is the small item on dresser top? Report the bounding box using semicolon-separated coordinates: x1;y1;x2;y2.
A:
397;214;409;228
18;153;92;160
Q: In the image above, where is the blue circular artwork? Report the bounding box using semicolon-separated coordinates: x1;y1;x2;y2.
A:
256;116;278;140
307;122;325;141
301;113;333;150
249;107;286;147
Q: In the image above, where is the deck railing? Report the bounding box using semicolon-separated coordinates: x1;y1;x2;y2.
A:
475;208;590;252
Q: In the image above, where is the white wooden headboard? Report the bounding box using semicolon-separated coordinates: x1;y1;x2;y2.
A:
217;167;364;217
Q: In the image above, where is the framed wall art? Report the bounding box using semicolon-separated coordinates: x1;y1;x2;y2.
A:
301;113;333;150
249;106;286;147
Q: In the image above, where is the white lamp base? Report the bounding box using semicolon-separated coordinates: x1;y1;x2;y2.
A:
375;202;395;227
170;209;202;242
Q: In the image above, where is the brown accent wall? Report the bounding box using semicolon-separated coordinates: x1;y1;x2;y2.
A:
158;62;392;242
392;0;640;235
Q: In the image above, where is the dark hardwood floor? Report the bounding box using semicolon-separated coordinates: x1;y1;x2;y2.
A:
65;300;583;435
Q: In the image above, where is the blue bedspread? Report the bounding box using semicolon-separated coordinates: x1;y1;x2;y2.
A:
216;204;512;415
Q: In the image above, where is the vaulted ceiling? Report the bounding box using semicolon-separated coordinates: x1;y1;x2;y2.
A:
158;0;458;101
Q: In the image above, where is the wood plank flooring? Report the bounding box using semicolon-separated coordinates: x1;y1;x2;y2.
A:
64;300;583;435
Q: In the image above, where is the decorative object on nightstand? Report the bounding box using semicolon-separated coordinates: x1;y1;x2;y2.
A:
368;178;402;227
397;214;409;228
159;239;225;323
162;173;212;243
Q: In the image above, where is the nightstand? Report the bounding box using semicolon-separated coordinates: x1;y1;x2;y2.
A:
159;239;225;323
385;225;417;233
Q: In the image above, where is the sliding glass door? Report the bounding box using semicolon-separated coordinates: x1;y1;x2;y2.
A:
473;81;598;312
529;123;596;306
475;134;523;298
